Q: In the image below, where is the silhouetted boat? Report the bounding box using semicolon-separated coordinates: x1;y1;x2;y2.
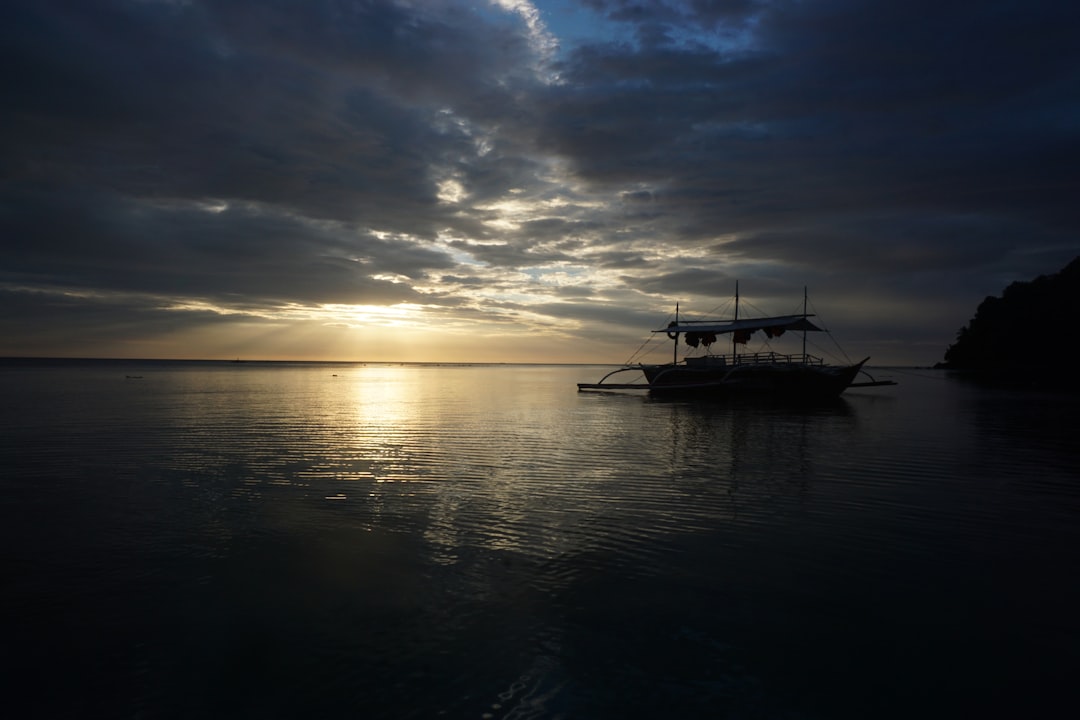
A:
578;285;895;398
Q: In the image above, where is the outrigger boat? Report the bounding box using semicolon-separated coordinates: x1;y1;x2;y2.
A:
578;285;895;398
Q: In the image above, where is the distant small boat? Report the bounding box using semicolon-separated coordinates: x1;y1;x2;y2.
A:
578;285;896;399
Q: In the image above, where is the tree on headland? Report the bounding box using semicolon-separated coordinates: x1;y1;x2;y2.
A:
940;257;1080;383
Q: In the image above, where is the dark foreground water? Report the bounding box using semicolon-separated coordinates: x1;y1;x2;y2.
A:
2;360;1078;719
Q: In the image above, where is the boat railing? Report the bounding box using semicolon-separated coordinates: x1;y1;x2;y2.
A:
686;351;824;367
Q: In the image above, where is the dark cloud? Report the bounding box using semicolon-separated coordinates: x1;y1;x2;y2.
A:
1;0;538;225
1;187;447;306
0;284;244;358
623;267;737;298
543;0;1080;263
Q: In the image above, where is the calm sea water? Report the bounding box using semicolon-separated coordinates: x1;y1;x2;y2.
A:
2;360;1078;718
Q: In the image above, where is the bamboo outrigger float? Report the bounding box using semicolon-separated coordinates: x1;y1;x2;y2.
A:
578;285;896;398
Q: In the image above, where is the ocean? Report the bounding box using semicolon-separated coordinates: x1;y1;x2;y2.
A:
2;360;1078;718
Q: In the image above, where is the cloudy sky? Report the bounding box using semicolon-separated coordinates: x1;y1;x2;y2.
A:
2;0;1077;365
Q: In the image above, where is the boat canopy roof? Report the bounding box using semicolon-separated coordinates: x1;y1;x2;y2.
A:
654;314;823;335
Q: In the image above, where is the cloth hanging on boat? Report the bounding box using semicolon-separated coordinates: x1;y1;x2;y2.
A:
734;329;753;344
764;326;786;338
701;332;717;347
684;332;700;348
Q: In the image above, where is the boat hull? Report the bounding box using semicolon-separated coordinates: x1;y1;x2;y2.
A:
640;359;866;399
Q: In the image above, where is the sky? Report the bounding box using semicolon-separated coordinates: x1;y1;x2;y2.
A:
2;0;1077;365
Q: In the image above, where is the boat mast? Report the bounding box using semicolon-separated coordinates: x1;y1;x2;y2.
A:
673;302;679;364
802;286;808;363
733;281;739;363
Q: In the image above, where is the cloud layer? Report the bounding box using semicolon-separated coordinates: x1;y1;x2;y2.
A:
2;0;1077;363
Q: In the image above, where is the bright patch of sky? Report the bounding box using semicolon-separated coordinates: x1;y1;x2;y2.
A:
436;178;467;204
491;0;559;57
320;303;429;329
535;1;760;54
533;1;621;49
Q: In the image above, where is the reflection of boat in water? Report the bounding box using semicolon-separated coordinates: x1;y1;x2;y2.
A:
578;285;896;399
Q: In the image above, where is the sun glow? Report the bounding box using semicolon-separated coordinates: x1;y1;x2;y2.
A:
320;303;429;328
